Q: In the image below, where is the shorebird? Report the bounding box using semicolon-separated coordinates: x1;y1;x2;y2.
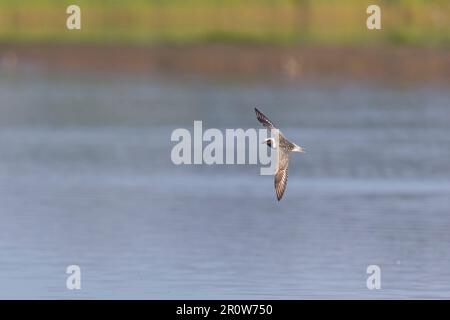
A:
255;108;305;201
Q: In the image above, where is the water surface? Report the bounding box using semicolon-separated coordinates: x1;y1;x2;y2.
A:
1;70;450;298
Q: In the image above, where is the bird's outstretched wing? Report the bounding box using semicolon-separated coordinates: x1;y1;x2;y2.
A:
274;153;289;201
255;108;276;129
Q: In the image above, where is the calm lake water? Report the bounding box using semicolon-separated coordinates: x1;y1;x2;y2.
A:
1;68;450;299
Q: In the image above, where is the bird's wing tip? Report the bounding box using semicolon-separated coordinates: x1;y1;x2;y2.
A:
254;107;276;129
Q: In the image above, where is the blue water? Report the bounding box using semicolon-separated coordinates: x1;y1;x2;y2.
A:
1;69;450;299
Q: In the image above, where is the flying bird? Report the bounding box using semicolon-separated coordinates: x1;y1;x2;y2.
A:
255;107;305;201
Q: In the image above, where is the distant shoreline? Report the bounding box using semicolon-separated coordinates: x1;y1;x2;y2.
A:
1;44;450;83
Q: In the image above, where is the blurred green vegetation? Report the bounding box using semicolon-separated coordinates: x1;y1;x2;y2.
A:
0;0;449;46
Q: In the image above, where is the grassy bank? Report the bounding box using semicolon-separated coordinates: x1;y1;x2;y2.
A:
0;0;449;46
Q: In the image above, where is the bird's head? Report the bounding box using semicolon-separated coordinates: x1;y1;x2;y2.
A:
262;138;276;149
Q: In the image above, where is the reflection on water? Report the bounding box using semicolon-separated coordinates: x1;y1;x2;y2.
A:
1;70;450;299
